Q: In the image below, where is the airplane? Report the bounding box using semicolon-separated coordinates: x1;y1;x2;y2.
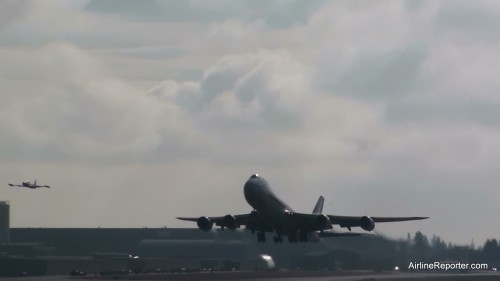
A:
178;174;428;243
8;180;51;189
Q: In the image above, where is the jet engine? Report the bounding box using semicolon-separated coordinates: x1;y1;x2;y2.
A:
360;216;375;231
246;211;260;231
197;216;213;231
315;214;332;230
222;214;238;230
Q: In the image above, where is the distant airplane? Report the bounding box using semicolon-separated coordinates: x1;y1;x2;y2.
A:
8;180;51;189
178;174;428;243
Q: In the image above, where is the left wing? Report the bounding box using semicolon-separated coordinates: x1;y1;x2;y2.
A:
177;214;250;227
177;212;273;232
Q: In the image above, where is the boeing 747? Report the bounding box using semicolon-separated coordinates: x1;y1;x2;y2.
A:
178;174;428;243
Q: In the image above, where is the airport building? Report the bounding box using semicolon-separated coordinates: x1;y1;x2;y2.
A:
0;202;397;276
1;227;395;276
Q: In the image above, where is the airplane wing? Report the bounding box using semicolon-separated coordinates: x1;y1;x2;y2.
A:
276;212;427;232
318;231;362;237
30;184;50;188
177;214;250;225
8;184;21;187
328;215;429;230
177;213;274;232
178;213;428;233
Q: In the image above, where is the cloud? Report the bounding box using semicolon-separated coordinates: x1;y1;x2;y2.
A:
84;0;326;28
0;39;383;169
2;0;500;244
0;43;192;163
435;0;500;41
0;0;30;29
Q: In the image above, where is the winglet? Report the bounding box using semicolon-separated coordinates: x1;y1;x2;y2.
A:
312;196;324;214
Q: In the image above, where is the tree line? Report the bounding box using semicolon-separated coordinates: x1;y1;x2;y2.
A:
394;231;500;266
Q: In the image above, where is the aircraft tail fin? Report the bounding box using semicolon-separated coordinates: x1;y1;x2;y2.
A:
34;180;36;186
312;196;324;214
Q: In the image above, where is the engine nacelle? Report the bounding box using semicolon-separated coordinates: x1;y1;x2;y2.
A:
360;216;375;231
315;214;332;230
222;214;238;230
197;216;213;231
246;211;260;231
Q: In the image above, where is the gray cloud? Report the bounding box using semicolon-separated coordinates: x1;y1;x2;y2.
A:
84;0;326;28
0;0;30;29
0;43;194;164
329;46;426;99
2;0;500;245
435;0;500;40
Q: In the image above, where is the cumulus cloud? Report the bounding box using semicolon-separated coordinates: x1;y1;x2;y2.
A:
0;43;193;163
2;0;500;244
0;0;30;29
148;49;384;170
84;0;325;28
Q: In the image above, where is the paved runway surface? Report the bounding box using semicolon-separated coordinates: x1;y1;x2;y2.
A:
3;271;498;281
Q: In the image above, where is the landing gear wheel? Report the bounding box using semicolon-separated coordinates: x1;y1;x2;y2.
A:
257;231;266;243
299;231;308;242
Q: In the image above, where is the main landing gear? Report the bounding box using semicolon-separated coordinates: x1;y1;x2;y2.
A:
256;231;284;243
273;235;283;243
286;231;308;243
255;231;308;243
257;231;266;242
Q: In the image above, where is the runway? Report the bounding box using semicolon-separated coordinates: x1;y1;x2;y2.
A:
258;271;499;281
5;270;498;281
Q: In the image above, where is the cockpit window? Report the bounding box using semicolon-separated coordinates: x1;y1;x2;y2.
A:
250;174;259;178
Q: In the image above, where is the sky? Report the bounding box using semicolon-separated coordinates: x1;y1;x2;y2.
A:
1;0;499;246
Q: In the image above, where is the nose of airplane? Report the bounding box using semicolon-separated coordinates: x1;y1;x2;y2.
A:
245;174;260;189
244;173;269;194
244;174;262;206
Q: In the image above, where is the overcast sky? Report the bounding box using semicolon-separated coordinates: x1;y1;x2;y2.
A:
1;0;499;246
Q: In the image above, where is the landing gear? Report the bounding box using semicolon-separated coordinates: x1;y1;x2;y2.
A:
288;233;298;243
299;230;308;242
273;235;283;243
257;231;266;243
